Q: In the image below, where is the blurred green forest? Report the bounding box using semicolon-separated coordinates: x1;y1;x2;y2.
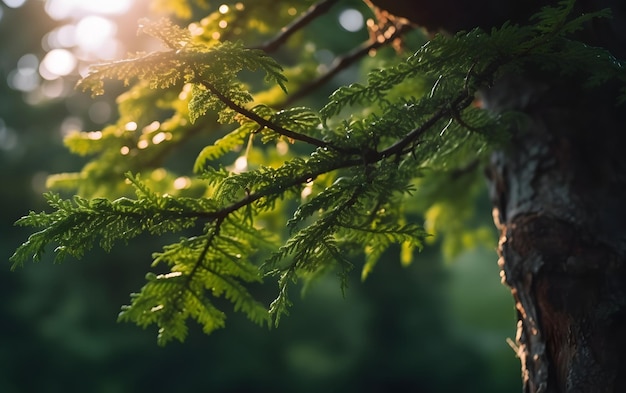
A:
1;1;518;391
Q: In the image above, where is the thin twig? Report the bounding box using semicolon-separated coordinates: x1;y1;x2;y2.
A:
279;23;414;107
377;92;474;160
376;59;504;161
254;0;340;53
167;216;223;326
199;80;353;152
449;158;480;179
188;155;363;222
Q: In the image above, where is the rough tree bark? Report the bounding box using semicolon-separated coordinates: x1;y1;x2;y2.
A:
484;71;626;392
368;0;626;391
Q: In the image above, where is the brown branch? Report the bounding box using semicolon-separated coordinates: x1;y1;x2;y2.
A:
279;23;414;108
253;0;340;53
199;80;356;153
450;158;480;179
376;92;474;160
188;155;363;223
375;57;506;161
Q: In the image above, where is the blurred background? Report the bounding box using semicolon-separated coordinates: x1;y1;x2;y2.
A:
0;0;520;391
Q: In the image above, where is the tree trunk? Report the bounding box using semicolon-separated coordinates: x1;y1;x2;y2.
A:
484;72;626;392
368;0;626;391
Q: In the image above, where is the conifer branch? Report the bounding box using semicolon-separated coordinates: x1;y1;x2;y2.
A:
254;0;340;53
198;80;356;153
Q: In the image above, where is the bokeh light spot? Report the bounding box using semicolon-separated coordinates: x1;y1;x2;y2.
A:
151;168;166;181
143;121;160;133
234;156;248;172
53;24;78;48
60;116;83;137
125;122;138;131
7;70;39;92
17;54;39;73
8;54;41;92
173;177;191;190
276;140;289;155
87;131;102;140
40;49;76;79
338;9;364;32
152;132;167;145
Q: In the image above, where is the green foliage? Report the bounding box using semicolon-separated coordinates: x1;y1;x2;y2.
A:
11;0;626;344
119;213;273;345
12;174;206;265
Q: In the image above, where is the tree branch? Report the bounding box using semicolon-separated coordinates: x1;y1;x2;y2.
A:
377;92;474;160
199;80;357;153
214;155;362;219
254;0;340;53
279;23;414;107
376;57;505;161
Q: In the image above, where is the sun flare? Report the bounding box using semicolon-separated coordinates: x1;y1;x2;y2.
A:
39;0;137;81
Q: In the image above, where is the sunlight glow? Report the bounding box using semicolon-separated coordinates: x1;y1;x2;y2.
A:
45;0;132;20
75;16;117;53
22;0;139;101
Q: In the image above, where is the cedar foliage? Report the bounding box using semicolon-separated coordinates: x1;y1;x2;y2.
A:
11;0;625;345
